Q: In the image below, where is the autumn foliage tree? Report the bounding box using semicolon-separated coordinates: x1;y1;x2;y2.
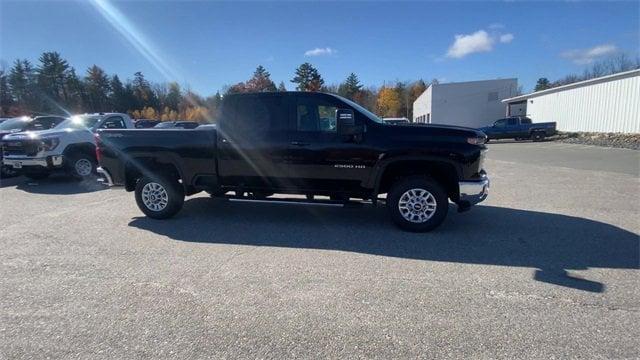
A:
376;87;402;117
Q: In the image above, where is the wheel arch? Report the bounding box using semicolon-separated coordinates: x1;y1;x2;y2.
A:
123;153;186;193
372;157;462;201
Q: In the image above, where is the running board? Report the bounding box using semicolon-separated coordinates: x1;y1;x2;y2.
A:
227;197;382;208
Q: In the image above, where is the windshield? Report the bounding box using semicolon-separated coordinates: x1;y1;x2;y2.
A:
0;117;31;131
56;116;101;130
331;95;383;124
24;117;66;131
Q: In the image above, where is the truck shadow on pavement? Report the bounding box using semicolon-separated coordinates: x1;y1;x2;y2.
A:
129;198;639;293
1;175;106;194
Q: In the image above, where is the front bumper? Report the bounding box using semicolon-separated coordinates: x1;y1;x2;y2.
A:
3;155;64;169
96;166;114;186
458;173;490;206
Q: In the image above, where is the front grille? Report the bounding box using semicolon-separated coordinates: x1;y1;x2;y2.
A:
2;140;41;157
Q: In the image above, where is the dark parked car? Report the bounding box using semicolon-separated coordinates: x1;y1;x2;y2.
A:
480;116;556;141
134;119;161;128
96;92;489;232
0;116;66;177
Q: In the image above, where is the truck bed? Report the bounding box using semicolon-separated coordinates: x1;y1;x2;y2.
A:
97;127;217;188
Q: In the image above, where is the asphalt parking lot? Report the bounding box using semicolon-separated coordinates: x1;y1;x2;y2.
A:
1;141;638;359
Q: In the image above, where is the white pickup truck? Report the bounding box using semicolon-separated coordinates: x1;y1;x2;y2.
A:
3;113;134;180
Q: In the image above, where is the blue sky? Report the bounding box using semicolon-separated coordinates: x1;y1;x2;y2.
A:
1;0;638;96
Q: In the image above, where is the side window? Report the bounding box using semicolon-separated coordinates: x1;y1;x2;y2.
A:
521;117;532;124
101;116;126;129
507;118;518;126
228;96;285;140
296;97;337;132
494;119;507;127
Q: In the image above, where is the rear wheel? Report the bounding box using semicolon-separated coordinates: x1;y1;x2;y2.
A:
387;176;448;232
135;175;184;219
531;131;546;142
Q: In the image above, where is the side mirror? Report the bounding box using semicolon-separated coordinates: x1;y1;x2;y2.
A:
336;109;363;136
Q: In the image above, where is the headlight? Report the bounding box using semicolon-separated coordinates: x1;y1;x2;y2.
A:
41;137;60;151
467;135;487;145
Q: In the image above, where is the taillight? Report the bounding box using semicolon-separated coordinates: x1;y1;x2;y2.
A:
94;133;102;162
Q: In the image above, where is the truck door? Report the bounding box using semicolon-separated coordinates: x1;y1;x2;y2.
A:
217;94;291;188
285;93;374;193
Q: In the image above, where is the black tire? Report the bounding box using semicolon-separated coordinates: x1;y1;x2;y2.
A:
134;175;184;219
387;176;449;232
24;171;50;180
1;165;20;178
66;152;97;180
531;131;545;142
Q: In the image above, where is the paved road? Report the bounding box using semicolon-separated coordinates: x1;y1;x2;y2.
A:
1;142;638;359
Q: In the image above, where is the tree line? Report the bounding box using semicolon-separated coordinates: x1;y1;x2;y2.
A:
534;54;639;92
0;52;432;122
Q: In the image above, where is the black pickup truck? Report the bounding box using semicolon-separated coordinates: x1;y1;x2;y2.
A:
96;92;489;231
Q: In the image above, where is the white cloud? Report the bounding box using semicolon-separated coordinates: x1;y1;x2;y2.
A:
304;47;337;57
446;30;494;58
499;33;514;43
561;44;618;65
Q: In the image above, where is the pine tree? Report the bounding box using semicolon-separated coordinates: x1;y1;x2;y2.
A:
37;52;71;110
337;73;362;100
291;63;324;91
0;69;14;116
534;78;551;92
8;59;36;112
246;65;277;92
277;81;287;92
109;75;127;112
165;82;181;111
65;68;87;113
85;65;111;112
132;71;158;110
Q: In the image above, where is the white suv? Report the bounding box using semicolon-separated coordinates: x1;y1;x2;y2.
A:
2;113;134;180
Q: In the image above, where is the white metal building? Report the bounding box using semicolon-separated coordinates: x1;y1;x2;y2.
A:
502;69;640;133
413;78;518;128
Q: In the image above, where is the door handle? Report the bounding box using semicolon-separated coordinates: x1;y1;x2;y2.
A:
290;141;310;147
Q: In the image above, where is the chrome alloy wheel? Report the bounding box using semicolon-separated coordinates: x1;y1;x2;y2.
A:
141;182;169;211
74;158;93;177
398;188;437;223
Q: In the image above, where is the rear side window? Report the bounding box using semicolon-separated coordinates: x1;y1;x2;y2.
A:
223;96;286;140
507;118;518;126
520;117;532;124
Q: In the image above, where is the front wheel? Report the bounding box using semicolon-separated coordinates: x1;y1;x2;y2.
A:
387;176;448;232
24;171;50;180
67;153;97;180
135;175;184;219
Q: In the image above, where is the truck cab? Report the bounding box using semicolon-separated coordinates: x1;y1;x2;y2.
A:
3;113;134;180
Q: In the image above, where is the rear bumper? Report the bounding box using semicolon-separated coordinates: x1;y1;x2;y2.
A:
97;166;114;186
3;155;64;170
458;173;490;206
